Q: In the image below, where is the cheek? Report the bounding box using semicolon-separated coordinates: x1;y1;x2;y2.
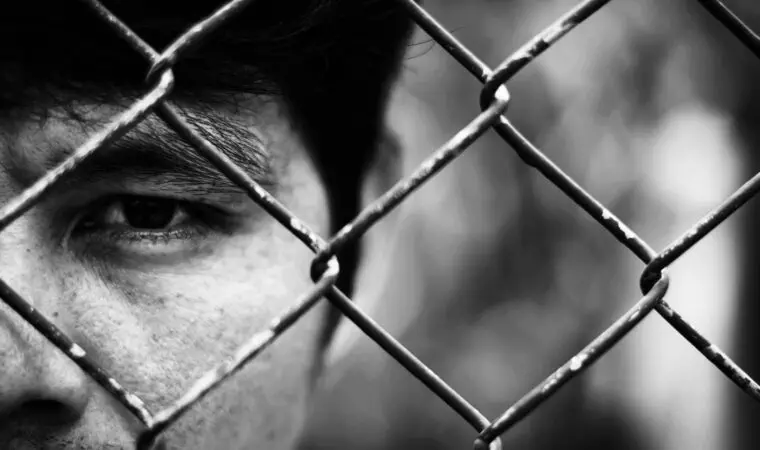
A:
153;294;328;450
130;151;332;448
162;312;326;450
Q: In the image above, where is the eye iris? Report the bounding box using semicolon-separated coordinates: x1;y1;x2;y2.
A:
123;198;178;230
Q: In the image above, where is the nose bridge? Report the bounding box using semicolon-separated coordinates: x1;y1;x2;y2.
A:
0;212;92;424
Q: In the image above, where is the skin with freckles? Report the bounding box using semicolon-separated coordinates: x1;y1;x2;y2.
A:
0;96;334;449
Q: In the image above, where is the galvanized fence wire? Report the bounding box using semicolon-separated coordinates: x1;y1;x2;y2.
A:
0;0;758;448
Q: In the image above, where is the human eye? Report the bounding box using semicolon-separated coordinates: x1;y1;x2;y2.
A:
69;194;232;259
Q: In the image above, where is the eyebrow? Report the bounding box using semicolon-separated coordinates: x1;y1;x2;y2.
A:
57;109;277;194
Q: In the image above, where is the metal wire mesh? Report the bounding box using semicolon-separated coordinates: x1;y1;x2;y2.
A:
2;0;759;448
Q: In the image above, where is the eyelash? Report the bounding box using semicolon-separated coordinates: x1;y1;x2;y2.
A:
70;194;226;254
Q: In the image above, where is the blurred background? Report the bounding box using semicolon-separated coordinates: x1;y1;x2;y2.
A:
300;1;760;449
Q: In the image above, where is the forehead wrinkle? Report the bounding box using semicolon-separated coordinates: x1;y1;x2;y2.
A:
2;104;276;189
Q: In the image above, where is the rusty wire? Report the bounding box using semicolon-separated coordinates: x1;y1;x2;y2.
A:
0;0;759;448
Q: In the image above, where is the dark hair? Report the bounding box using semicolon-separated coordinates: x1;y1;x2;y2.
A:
0;1;415;348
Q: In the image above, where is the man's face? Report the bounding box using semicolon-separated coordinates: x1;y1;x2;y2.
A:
0;94;333;449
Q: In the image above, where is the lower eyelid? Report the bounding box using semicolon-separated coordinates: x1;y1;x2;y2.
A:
72;225;218;263
115;227;199;242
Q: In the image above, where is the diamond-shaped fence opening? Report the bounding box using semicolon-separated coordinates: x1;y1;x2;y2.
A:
1;0;759;449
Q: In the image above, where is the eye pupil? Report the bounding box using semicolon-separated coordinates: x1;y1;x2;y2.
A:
123;197;178;230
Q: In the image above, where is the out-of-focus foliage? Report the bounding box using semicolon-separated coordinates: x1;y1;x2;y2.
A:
301;1;760;449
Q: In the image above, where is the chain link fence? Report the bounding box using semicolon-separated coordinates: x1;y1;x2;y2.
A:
2;0;760;448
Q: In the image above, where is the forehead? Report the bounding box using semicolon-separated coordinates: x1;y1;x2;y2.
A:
0;95;301;192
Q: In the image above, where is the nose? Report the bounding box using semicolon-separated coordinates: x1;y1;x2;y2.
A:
0;334;91;426
0;223;92;427
0;287;92;427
